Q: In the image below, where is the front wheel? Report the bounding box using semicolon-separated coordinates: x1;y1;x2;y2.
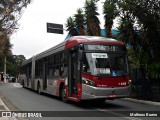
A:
61;85;68;103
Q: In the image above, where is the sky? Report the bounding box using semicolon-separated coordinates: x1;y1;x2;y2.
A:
11;0;109;59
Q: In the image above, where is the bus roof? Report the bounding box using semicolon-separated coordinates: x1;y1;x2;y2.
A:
67;36;119;42
21;36;124;66
65;36;123;48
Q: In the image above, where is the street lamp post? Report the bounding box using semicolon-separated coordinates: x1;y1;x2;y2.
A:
4;56;6;83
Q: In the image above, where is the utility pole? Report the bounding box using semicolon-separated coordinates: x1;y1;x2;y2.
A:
4;56;6;83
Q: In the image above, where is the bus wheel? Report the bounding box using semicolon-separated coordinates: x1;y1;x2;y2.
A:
37;83;42;95
96;99;106;103
61;85;68;103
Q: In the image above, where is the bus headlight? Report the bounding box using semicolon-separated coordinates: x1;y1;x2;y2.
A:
82;79;95;86
128;79;132;84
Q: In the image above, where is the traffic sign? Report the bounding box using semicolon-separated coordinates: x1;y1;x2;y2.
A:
47;23;63;34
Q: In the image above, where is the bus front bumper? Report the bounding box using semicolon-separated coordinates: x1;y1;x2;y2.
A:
81;84;130;100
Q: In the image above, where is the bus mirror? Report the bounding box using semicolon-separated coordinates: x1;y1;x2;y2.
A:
79;44;83;50
79;50;83;62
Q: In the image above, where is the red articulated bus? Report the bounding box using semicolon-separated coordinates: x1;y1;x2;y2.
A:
19;36;131;102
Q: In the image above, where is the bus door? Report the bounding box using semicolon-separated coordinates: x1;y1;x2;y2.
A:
43;58;47;90
68;49;79;98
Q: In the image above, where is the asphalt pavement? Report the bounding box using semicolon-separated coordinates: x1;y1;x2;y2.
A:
0;82;160;120
0;82;27;120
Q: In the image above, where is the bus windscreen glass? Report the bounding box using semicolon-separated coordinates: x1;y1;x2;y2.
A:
83;53;129;77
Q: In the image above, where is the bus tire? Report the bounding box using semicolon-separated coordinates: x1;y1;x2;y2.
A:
61;85;68;103
96;99;106;103
37;83;42;95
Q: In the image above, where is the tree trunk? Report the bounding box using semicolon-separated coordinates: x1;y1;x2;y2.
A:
105;24;111;38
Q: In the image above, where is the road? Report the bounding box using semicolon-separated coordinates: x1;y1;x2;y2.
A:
0;83;160;120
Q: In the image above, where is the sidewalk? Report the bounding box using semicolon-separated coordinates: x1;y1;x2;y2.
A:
0;82;22;120
0;97;28;120
122;97;160;107
0;98;15;120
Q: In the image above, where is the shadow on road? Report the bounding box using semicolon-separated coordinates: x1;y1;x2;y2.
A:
25;87;130;110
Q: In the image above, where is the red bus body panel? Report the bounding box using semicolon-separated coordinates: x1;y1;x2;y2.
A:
82;73;129;88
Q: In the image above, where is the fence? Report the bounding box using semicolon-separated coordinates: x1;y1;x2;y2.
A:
130;68;160;101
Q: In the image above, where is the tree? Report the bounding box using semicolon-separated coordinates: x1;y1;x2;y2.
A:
0;35;12;56
0;0;32;35
117;11;141;52
66;16;78;36
117;0;160;61
0;34;9;55
84;0;100;36
74;8;85;35
0;54;26;77
116;0;160;100
12;55;26;77
0;0;32;56
103;0;119;37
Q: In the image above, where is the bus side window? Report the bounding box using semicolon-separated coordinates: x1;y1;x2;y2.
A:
47;55;55;77
60;64;67;77
60;51;67;77
53;53;60;76
54;66;59;76
48;66;54;77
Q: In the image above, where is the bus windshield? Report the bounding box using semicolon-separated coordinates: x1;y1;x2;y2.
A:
83;53;129;77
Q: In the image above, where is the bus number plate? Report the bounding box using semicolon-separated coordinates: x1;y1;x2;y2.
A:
108;94;117;98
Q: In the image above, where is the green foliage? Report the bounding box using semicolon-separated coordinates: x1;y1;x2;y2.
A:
65;0;160;82
0;36;12;55
84;0;100;36
66;0;101;36
0;55;26;77
0;0;32;34
117;12;141;52
116;0;160;81
127;48;150;70
149;61;160;79
103;0;119;37
74;8;85;35
66;17;78;36
117;0;160;60
0;0;31;65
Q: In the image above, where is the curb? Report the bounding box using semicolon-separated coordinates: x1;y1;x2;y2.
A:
0;90;19;120
0;98;28;120
0;84;28;120
0;98;14;120
0;98;10;111
122;98;160;107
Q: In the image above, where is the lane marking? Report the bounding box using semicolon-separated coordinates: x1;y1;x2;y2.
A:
96;108;142;120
